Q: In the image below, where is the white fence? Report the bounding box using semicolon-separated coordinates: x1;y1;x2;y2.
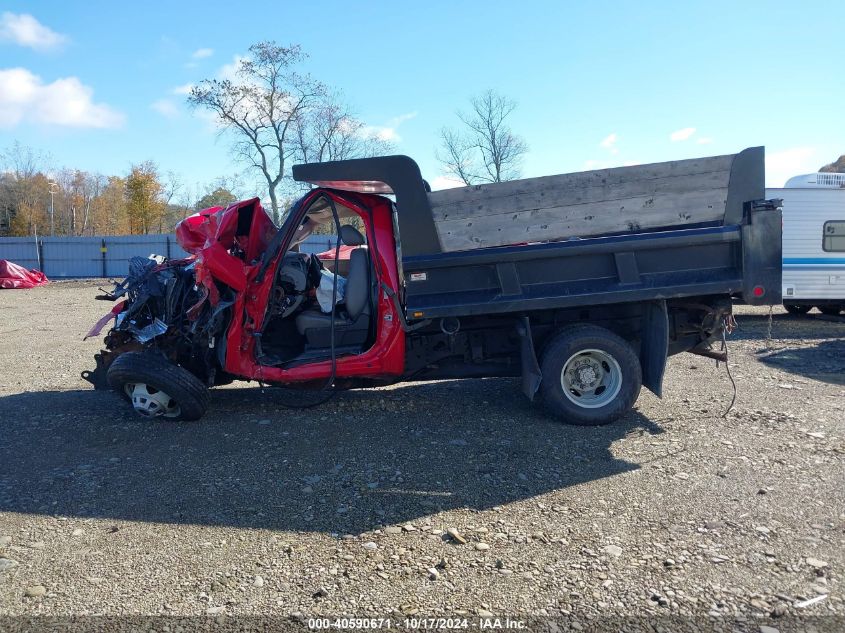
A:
0;234;337;278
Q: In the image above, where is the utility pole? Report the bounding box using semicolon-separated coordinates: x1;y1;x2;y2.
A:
48;181;59;236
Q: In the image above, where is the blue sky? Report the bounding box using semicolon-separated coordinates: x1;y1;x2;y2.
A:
0;0;842;198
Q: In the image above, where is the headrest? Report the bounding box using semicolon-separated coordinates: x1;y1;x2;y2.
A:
340;224;366;246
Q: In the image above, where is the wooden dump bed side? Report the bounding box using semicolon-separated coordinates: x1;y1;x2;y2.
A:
427;153;737;252
291;148;764;259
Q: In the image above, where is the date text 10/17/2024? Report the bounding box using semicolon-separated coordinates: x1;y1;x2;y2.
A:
307;617;527;630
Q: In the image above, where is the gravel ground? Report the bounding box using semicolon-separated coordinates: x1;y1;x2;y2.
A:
0;281;843;630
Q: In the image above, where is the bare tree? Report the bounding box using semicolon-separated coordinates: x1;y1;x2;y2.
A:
79;173;106;235
208;173;246;200
2;141;47;181
176;182;197;219
158;170;183;232
437;90;528;185
0;142;52;235
162;171;182;206
188;42;392;222
438;128;478;186
293;95;392;165
188;42;328;223
61;170;106;236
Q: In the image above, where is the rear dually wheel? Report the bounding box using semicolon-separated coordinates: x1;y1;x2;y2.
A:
539;325;642;426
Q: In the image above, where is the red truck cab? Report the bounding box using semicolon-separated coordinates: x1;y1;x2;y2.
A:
223;189;406;384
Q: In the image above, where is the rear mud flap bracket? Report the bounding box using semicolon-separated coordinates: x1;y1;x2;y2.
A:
516;316;542;401
640;300;668;398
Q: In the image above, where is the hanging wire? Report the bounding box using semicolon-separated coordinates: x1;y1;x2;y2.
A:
271;193;344;410
765;304;774;349
719;314;737;417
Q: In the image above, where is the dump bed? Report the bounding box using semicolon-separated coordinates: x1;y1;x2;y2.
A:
429;152;741;252
292;148;782;319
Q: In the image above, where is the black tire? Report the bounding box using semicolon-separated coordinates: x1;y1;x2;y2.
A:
107;351;209;421
539;325;642;426
818;305;842;316
784;304;812;315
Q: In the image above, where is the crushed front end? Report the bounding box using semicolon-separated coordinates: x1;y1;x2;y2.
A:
82;253;229;390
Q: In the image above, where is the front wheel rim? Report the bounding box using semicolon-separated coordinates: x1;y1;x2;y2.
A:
560;349;623;409
124;382;182;418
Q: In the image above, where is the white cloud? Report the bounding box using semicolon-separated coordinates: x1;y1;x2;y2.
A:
431;175;465;190
362;125;398;142
361;111;418;143
670;127;696;142
192;47;213;59
696;137;713;145
218;55;249;82
0;12;66;52
0;67;124;128
151;98;179;119
600;133;617;148
599;133;619;155
194;108;225;132
766;146;818;187
172;82;194;96
389;111;418;126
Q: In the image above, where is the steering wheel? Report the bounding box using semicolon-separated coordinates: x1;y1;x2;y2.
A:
276;254;312;318
278;293;304;319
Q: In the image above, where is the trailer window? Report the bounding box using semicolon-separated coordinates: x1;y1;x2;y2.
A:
823;221;845;252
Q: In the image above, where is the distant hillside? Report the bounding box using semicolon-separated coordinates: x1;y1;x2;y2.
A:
819;155;845;172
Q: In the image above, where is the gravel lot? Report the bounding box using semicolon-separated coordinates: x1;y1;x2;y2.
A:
0;281;843;629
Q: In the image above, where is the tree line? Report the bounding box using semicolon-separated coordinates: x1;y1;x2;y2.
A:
2;40;528;237
0;142;250;237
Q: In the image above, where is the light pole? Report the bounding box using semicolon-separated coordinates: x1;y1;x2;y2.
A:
48;181;59;236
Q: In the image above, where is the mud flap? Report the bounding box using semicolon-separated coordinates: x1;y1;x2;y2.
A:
640;300;668;397
516;316;542;401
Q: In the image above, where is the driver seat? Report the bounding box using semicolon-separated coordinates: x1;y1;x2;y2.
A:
295;225;371;348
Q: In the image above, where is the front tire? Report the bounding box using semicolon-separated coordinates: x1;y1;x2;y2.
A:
784;304;812;315
539;325;642;426
107;352;209;421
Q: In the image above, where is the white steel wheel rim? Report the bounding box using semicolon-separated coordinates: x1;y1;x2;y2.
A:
560;349;623;409
124;383;181;419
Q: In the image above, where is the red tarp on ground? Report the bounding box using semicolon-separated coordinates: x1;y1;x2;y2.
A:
0;260;49;289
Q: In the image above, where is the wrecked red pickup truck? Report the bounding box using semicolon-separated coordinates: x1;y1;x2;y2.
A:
84;150;781;425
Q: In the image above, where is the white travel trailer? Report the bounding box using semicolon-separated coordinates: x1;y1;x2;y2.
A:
767;172;845;315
